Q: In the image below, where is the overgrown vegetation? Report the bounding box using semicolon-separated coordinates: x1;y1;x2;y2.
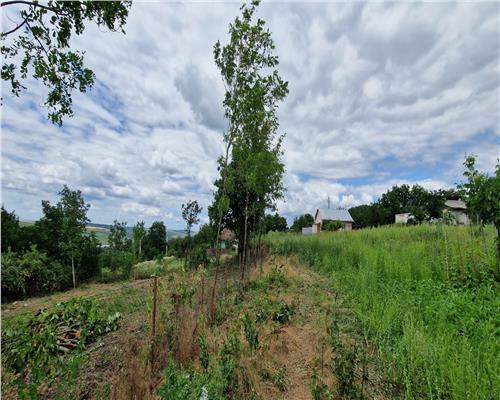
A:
266;224;499;399
2;298;121;397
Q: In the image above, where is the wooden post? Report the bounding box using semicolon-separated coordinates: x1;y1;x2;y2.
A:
151;275;158;380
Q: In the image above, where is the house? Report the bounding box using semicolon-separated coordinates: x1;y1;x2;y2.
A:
312;208;354;233
443;199;469;225
219;228;236;249
302;226;313;235
395;213;412;224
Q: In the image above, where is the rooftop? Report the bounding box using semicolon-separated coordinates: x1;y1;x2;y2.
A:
444;199;466;210
317;208;354;223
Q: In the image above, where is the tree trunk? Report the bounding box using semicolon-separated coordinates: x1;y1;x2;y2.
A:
241;191;249;280
71;252;76;289
210;138;233;317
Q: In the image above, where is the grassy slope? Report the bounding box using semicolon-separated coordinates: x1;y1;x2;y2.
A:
2;255;384;399
266;224;499;400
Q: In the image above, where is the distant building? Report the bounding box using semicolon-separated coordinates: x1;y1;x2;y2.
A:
395;213;412;224
312;208;354;233
444;199;469;225
302;226;313;235
220;228;236;241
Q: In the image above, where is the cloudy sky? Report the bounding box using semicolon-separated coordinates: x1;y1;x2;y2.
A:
2;1;499;229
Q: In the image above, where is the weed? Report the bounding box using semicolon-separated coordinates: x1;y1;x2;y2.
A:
242;314;259;353
272;366;287;392
199;334;210;372
332;344;363;399
310;370;333;400
272;301;293;325
219;332;241;396
263;266;289;288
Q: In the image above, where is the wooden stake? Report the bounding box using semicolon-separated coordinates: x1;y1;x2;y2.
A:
151;275;158;383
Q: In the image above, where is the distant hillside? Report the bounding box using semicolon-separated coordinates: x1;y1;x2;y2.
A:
20;220;187;245
86;223;187;244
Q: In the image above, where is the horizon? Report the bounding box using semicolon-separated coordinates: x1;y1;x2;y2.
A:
2;2;499;231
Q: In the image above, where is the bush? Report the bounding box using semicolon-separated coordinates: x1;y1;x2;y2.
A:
97;267;124;283
98;249;136;279
1;247;72;300
131;260;165;279
323;220;342;232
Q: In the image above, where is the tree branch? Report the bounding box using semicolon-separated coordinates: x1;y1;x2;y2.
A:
26;19;49;58
1;15;28;37
1;1;60;13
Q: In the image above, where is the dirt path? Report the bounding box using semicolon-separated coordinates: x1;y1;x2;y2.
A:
244;255;336;399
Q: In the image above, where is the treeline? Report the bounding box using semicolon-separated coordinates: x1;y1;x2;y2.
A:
1;186;291;300
349;184;459;228
1;186;170;300
290;155;499;235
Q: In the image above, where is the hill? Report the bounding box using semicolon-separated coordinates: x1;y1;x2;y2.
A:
20;220;187;244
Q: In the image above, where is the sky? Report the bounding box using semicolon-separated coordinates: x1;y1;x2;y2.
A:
1;1;499;230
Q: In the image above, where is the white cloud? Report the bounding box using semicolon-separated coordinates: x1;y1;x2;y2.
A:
121;202;161;217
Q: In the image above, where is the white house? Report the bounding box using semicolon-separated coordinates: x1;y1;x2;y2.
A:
444;199;469;225
395;213;412;224
312;208;354;233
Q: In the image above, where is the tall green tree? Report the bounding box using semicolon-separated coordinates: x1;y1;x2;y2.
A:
1;0;131;125
143;221;167;260
1;206;21;251
290;213;314;233
263;213;287;233
209;0;289;273
132;220;146;257
39;185;90;288
108;220;129;252
181;200;202;237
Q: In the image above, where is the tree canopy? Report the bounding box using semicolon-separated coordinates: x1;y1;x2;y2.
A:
1;0;131;125
143;221;167;260
290;213;314;233
349;185;459;227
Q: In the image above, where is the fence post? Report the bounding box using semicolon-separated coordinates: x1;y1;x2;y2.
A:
150;275;158;385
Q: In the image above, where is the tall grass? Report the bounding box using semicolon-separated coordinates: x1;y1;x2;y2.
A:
266;224;499;400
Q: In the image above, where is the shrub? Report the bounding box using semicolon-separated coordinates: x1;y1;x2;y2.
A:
323;220;342;232
1;247;72;300
97;267;123;283
98;249;136;279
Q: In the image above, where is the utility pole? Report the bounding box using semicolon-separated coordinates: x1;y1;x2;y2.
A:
327;196;330;210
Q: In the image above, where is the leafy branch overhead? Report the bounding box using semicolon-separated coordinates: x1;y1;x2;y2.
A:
1;0;131;125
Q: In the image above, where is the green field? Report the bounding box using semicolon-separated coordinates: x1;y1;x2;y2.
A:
265;224;499;400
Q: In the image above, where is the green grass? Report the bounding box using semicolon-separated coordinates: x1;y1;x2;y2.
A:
265;224;499;400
